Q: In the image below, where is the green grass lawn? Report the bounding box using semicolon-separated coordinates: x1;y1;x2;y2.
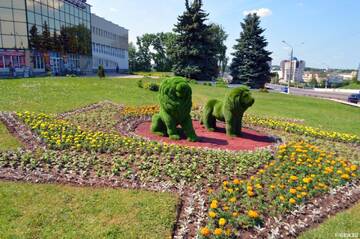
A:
0;181;178;239
299;203;360;239
1;76;359;238
0;77;359;135
0;123;21;150
340;82;360;89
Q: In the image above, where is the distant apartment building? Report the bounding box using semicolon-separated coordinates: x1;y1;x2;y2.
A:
91;14;128;73
338;71;357;81
303;72;321;83
280;58;305;83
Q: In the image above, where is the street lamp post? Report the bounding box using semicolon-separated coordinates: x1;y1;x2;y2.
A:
282;41;293;94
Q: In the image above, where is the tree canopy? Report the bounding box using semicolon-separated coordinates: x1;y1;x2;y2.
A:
173;0;218;81
230;13;272;88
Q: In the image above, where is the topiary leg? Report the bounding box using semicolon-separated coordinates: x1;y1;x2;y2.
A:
181;116;198;142
203;101;217;132
233;113;244;136
225;116;237;137
151;114;167;136
162;112;181;140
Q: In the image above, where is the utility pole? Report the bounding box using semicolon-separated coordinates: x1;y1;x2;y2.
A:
282;41;293;94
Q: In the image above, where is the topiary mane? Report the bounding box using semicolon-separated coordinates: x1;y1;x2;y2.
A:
202;86;255;136
151;77;197;141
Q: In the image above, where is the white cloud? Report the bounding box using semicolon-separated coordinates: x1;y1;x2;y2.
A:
243;8;272;17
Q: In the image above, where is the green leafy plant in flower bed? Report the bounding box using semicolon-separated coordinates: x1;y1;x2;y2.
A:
244;115;360;144
199;142;359;238
0;148;273;186
61;104;120;133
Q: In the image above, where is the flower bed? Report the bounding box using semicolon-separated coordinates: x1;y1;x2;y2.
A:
244;115;360;144
12;111;273;186
0;102;358;239
200;142;359;238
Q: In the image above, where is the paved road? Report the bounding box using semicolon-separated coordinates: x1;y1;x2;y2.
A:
266;84;353;101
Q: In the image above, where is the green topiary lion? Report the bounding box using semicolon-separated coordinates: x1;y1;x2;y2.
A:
151;77;198;142
202;86;255;137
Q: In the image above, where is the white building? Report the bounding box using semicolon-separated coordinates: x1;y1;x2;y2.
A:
91;14;129;73
280;58;305;83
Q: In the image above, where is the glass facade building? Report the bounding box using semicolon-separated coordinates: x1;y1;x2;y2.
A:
0;0;92;76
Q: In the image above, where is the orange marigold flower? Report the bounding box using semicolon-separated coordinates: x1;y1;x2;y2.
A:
289;188;297;194
233;179;241;185
200;227;211;237
247;210;259;219
214;228;223;236
341;174;350;180
289;198;296;204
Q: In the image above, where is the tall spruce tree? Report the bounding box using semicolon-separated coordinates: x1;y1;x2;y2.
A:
41;22;52;52
173;0;218;81
230;14;272;88
29;25;41;50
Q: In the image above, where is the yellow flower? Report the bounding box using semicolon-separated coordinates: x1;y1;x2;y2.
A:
232;212;239;217
341;174;350;180
219;218;227;226
247;191;255;197
279;195;285;201
289;188;297;194
208;211;216;218
214;228;223;236
255;184;263;189
350;165;358;171
247;210;259;219
200;227;211;237
290;175;298;181
210;200;218;209
289;198;296;204
302;177;312;183
229;197;237;203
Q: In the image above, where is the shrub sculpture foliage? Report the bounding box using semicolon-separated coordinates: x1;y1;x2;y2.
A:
97;65;105;78
151;77;197;141
202;86;255;136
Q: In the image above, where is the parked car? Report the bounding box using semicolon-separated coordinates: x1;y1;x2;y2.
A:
347;94;360;104
281;86;289;94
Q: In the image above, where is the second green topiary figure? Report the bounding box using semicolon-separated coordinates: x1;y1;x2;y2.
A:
151;77;198;142
202;86;255;137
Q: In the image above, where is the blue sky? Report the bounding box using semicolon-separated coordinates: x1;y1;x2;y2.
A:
87;0;360;69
